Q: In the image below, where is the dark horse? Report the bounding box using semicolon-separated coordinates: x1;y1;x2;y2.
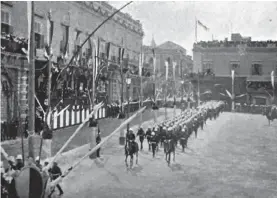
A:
125;140;139;168
262;106;277;126
163;139;175;165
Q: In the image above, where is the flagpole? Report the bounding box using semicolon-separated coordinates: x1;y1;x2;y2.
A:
231;70;235;112
27;1;35;159
139;47;143;125
195;17;197;43
197;69;200;106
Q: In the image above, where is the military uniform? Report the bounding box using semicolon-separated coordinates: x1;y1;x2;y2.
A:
137;127;145;150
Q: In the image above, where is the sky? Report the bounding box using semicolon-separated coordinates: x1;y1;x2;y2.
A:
108;1;277;55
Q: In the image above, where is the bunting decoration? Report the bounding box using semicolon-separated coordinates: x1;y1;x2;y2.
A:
165;60;169;80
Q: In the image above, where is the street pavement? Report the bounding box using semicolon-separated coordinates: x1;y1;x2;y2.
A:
49;112;277;198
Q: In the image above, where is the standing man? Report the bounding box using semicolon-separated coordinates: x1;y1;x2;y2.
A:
48;162;64;197
96;127;101;158
136;126;145;150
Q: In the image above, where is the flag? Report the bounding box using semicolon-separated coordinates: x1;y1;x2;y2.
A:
197;20;209;31
152;49;156;77
63;25;69;58
231;69;235;82
173;62;177;80
165;61;169;80
27;1;33;63
139;51;144;76
105;42;111;60
271;71;275;89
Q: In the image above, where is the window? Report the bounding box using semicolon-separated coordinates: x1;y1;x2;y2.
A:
251;63;262;75
230;62;240;75
1;9;12;34
203;62;214;75
34;21;44;49
111;79;119;101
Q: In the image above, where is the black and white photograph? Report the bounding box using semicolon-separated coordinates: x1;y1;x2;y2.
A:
1;1;277;197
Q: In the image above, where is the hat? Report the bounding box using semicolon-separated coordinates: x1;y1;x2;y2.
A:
16;154;23;160
35;156;40;161
151;132;155;136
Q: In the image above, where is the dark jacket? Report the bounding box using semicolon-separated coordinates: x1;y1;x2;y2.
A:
49;165;62;180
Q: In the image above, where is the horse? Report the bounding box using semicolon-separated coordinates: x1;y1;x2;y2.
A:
163;139;175;165
262;106;277;126
125;140;139;168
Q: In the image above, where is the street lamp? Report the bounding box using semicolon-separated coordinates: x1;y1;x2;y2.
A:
126;77;132;119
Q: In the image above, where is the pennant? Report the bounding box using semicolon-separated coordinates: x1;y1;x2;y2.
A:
231;69;235;85
271;71;275;89
165;61;169;80
105;42;111;60
197;20;209;31
27;1;33;63
47;10;54;48
139;51;144;76
63;25;69;57
173;62;177;80
92;37;99;77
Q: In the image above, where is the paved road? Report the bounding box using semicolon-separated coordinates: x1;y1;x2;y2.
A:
53;112;277;198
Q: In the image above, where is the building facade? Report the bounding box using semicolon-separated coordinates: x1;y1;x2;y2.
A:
192;33;277;105
1;1;144;122
142;40;193;98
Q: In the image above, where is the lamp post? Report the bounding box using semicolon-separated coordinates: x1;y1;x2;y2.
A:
126;76;132;118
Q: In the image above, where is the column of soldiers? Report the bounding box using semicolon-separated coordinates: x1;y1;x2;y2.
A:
125;100;226;156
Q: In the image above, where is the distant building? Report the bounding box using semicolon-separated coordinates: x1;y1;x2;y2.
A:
192;33;277;105
1;1;144;121
142;39;193;98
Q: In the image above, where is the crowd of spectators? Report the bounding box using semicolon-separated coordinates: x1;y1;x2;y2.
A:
194;40;277;48
1;155;63;198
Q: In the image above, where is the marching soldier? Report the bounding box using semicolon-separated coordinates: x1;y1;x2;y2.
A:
136;126;145;150
145;127;152;151
96;127;101;158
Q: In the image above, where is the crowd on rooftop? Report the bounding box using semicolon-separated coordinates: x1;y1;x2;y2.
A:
195;40;277;48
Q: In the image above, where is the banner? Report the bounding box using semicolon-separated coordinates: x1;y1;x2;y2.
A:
165;61;169;80
139;51;144;76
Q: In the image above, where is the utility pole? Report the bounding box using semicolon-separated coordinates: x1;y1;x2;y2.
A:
27;1;35;159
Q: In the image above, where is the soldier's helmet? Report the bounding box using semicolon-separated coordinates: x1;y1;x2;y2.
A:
151;132;155;136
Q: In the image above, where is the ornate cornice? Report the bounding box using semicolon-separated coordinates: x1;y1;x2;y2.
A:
75;1;144;37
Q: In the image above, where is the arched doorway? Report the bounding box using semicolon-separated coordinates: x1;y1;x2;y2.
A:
1;74;13;122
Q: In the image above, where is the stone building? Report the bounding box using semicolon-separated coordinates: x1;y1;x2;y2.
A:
1;1;144;122
142;38;193;98
192;33;277;105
